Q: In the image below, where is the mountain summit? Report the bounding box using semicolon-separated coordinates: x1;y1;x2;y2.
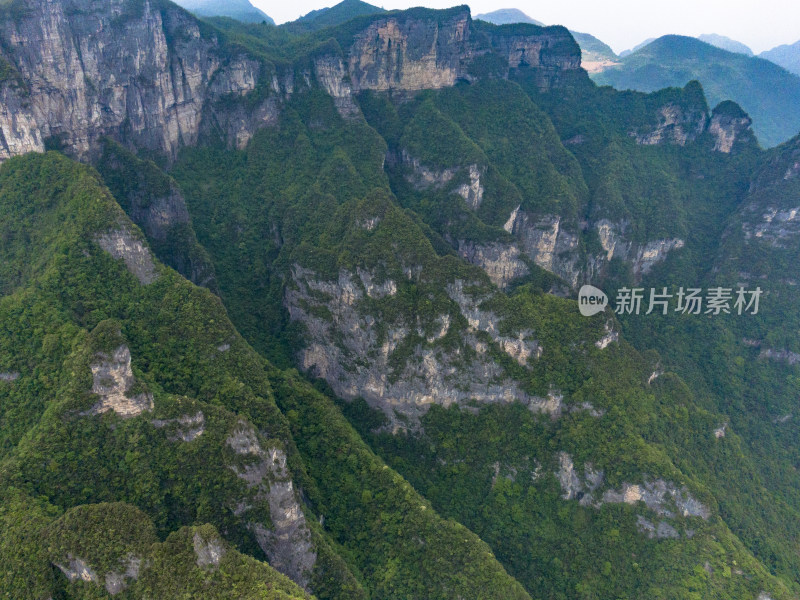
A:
475;8;544;26
173;0;274;23
760;40;800;75
284;0;386;32
697;33;754;56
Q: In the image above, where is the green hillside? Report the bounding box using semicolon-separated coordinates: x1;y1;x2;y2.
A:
283;0;385;33
3;3;800;599
173;0;274;24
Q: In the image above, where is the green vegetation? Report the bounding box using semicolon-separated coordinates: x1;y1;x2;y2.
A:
4;4;800;599
0;152;530;599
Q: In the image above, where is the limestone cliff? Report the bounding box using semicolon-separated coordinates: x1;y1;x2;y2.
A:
0;0;282;161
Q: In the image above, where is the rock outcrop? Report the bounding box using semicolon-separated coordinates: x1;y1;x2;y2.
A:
95;228;159;285
456;241;529;288
96;141;217;289
633;103;708;146
226;423;316;590
555;452;711;536
503;210;581;287
709;101;755;153
285;265;585;425
86;345;154;418
594;219;685;280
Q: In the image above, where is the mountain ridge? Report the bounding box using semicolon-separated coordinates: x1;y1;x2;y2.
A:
593;34;800;147
173;0;274;23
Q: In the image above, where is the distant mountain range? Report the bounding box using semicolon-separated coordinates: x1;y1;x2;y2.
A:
697;34;753;56
173;0;273;23
283;0;385;33
760;41;800;76
474;9;543;26
475;8;618;72
620;38;656;57
593;35;800;147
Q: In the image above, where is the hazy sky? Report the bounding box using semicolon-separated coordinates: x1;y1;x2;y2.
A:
255;0;799;54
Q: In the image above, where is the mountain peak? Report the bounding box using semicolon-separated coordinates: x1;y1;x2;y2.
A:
697;33;753;56
474;8;544;26
172;0;274;24
286;0;385;32
760;39;800;76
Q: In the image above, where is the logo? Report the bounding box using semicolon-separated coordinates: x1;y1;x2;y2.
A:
578;285;608;317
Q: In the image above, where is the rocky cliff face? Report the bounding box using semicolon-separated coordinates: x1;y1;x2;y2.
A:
632;103;708;146
346;11;472;93
708;101;755;153
313;11;581;112
487;24;582;90
0;0;583;162
0;0;282;161
284;264;615;426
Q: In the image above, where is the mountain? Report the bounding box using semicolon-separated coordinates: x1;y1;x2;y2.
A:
570;30;619;72
3;1;800;599
697;33;753;56
474;8;544;26
760;40;800;75
173;0;274;24
593;35;800;147
283;0;385;33
619;37;656;57
474;8;617;73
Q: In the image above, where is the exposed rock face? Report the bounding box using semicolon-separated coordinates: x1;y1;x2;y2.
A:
399;151;487;208
709;106;753;153
152;411;206;442
314;55;360;118
488;24;582;90
103;556;141;595
347;11;471;92
555;453;711;534
0;371;20;382
95;229;159;285
594;219;685;280
741;205;800;248
285;266;559;425
0;1;581;163
504;211;581;287
312;11;580;106
226;423;316;590
759;347;800;365
555;452;584;500
193;531;225;569
86;345;154;418
595;322;619;349
401;151;460;189
636;515;679;539
456;164;485;209
632;238;686;277
456;241;529;288
96;143;217;289
56;556;98;584
0;0;281;161
633;104;708;146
